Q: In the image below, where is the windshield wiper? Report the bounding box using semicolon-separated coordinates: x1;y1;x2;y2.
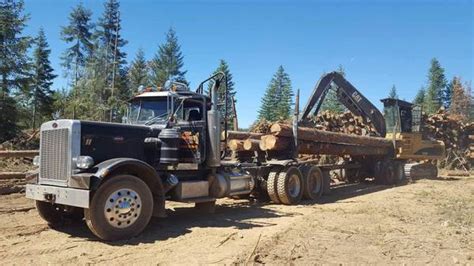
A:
144;113;169;125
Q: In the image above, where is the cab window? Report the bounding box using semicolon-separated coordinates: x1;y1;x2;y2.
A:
175;99;204;122
129;97;169;124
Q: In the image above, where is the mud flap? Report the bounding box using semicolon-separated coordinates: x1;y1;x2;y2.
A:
152;194;167;218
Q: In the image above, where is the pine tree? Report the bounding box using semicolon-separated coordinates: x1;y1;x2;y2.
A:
258;66;293;121
94;0;129;122
60;3;94;86
388;85;399;99
444;78;454;108
96;0;127;77
96;0;128;109
424;58;447;114
449;76;471;122
320;65;346;113
413;86;425;106
208;60;237;129
29;28;57;128
73;44;109;121
150;28;187;88
51;88;69;119
0;0;31;141
128;48;149;93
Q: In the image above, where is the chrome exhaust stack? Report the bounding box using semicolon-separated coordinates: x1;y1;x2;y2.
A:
206;79;221;168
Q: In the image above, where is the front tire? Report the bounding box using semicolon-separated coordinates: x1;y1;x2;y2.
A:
35;201;66;227
84;175;153;241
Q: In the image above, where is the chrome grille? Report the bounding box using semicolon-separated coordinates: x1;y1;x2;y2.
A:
39;128;70;183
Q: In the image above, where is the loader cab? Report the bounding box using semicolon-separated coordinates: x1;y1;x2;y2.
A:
381;98;421;134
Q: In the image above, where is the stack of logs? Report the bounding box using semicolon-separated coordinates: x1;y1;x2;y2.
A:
228;109;473;170
301;110;379;136
422;109;472;170
225;123;392;158
422;109;468;150
248;111;378;136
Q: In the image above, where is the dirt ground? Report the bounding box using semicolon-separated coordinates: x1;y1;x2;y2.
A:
0;176;472;264
0;158;36;195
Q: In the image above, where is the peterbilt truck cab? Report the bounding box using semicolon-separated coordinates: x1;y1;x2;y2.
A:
26;73;254;240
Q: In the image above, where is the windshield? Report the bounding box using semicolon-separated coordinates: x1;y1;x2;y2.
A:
384;105;399;133
129;98;169;124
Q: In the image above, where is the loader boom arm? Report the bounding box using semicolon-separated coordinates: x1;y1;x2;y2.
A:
300;72;386;137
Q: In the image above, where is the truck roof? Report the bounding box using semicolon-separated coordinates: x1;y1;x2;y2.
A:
132;90;210;100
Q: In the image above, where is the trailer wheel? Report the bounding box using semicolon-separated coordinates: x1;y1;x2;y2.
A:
35;201;65;227
394;161;406;184
84;174;153;241
300;165;323;200
277;166;304;205
267;170;281;204
375;160;396;185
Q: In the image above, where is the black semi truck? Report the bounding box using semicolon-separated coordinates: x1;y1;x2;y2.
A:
26;72;440;240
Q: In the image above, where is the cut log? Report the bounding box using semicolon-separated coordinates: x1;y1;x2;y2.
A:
228;139;245;151
221;131;263;140
262;135;291;151
259;135;268;151
262;135;391;156
243;139;260;151
298;141;389;156
270;123;392;148
0;150;39;158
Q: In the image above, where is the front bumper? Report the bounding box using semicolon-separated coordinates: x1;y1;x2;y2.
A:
25;184;90;208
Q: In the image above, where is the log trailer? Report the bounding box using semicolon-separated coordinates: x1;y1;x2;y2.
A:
25;71;444;240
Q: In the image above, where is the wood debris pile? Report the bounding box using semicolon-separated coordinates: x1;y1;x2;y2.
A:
423;109;472;170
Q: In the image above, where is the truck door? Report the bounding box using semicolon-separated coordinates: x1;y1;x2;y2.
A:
175;97;207;165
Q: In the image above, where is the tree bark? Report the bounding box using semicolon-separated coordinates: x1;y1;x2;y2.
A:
270;123;392;148
222;131;263;141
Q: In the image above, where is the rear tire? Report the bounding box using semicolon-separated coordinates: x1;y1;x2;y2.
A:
276;166;304;205
267;170;281;204
299;165;323;200
84;175;153;241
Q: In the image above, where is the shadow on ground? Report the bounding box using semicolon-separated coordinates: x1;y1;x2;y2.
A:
54;177;461;245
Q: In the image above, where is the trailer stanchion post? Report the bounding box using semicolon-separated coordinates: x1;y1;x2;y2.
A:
292;89;300;159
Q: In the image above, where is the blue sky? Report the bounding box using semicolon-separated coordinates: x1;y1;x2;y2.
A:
23;0;473;128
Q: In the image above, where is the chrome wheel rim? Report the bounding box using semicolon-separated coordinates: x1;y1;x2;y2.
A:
288;174;301;198
104;188;142;228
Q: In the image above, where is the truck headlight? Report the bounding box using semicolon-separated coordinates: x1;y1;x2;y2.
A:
75;156;94;169
33;155;40;166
